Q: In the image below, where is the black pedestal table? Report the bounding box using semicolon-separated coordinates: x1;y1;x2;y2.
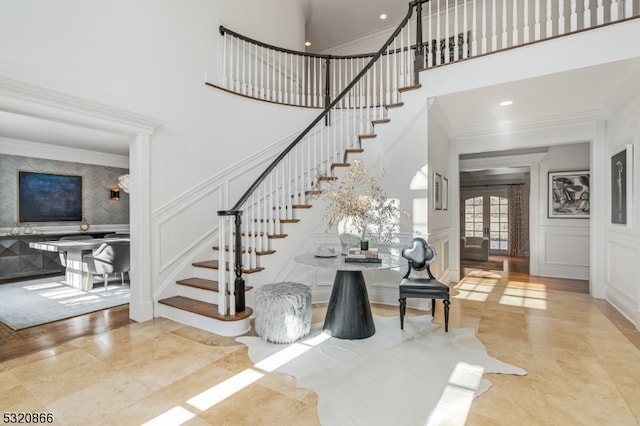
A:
294;251;406;339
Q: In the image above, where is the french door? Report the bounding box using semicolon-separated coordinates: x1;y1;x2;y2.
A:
462;194;509;253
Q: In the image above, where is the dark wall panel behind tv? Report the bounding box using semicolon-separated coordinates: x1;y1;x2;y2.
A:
19;171;83;222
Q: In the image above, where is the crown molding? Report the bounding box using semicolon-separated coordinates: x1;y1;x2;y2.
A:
0;137;129;168
460;152;548;172
0;76;163;135
450;108;605;141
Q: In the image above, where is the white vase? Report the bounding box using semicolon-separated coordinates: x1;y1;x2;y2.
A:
337;217;365;255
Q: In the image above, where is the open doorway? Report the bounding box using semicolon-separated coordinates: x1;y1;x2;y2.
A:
459;167;530;276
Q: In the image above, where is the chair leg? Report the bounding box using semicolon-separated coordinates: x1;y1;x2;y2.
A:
443;298;450;332
431;299;436;317
399;297;406;330
104;274;108;295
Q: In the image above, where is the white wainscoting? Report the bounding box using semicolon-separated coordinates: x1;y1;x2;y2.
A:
606;235;639;326
539;225;589;280
155;183;223;272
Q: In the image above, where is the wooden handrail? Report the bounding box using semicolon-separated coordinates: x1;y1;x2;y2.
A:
222;0;425;214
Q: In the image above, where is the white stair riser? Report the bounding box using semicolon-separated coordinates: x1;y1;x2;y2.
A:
177;284;220;304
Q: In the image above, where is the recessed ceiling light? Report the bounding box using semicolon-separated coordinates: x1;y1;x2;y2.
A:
379;13;388;20
304;41;311;47
499;100;513;106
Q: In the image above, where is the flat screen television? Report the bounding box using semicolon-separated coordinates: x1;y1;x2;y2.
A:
18;171;83;222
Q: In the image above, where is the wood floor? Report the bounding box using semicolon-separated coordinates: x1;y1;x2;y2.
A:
2;264;640;424
0;257;631;363
0;304;133;363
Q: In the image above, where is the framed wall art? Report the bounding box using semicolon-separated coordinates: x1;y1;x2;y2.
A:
611;144;633;226
548;170;590;218
434;172;442;210
442;176;448;210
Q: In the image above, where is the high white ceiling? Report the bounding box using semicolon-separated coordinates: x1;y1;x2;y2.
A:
305;0;407;53
2;2;639;160
437;57;640;133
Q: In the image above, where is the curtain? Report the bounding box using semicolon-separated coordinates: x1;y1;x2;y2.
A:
508;184;525;257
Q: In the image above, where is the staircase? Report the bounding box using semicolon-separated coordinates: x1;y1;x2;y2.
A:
157;83;423;336
157;0;639;336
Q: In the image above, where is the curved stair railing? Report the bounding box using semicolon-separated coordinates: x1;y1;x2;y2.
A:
213;0;638;109
213;0;639;317
216;0;429;316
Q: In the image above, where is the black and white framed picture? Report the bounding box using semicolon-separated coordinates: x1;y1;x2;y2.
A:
548;170;590;218
442;176;448;210
434;172;442;210
611;145;633;225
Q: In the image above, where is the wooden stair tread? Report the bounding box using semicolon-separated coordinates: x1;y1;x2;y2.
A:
345;148;364;154
331;162;350;169
212;246;276;256
292;204;312;209
193;260;264;274
318;176;338;181
305;189;323;195
254;217;300;223
385;102;404;109
372;118;391;125
158;296;253;321
239;231;288;239
398;84;422;92
359;134;377;139
176;277;254;293
176;277;220;292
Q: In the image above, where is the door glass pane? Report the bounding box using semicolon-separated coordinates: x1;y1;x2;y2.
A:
464;196;484;237
488;196;509;251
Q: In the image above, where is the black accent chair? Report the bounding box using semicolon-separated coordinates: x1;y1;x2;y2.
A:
399;237;450;332
83;241;130;294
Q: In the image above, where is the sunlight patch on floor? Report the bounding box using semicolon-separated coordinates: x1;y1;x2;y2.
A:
144;331;332;423
454;282;495;302
187;368;265;411
425;362;484;426
499;282;548;310
141;407;195;426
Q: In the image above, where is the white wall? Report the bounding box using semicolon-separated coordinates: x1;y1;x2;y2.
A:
603;81;640;328
0;0;312;321
538;143;591;279
0;0;309;209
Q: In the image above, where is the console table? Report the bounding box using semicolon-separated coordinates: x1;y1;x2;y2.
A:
294;251;406;339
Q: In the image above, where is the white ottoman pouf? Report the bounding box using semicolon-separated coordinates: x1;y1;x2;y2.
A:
254;282;312;344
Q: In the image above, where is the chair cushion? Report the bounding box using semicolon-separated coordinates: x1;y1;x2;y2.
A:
400;278;449;297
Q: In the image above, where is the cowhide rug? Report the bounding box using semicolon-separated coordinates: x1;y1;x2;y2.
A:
237;314;526;425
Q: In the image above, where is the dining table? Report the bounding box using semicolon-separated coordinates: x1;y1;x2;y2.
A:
29;237;130;291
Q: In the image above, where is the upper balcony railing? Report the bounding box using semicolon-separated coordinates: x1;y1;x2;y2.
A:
214;0;638;109
213;0;638;316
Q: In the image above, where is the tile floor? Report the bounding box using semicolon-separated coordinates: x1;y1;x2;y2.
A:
1;269;639;425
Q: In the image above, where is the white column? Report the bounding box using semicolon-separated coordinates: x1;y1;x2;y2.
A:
129;132;154;322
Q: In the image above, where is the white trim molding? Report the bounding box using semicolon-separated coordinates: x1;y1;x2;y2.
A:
0;76;162;323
